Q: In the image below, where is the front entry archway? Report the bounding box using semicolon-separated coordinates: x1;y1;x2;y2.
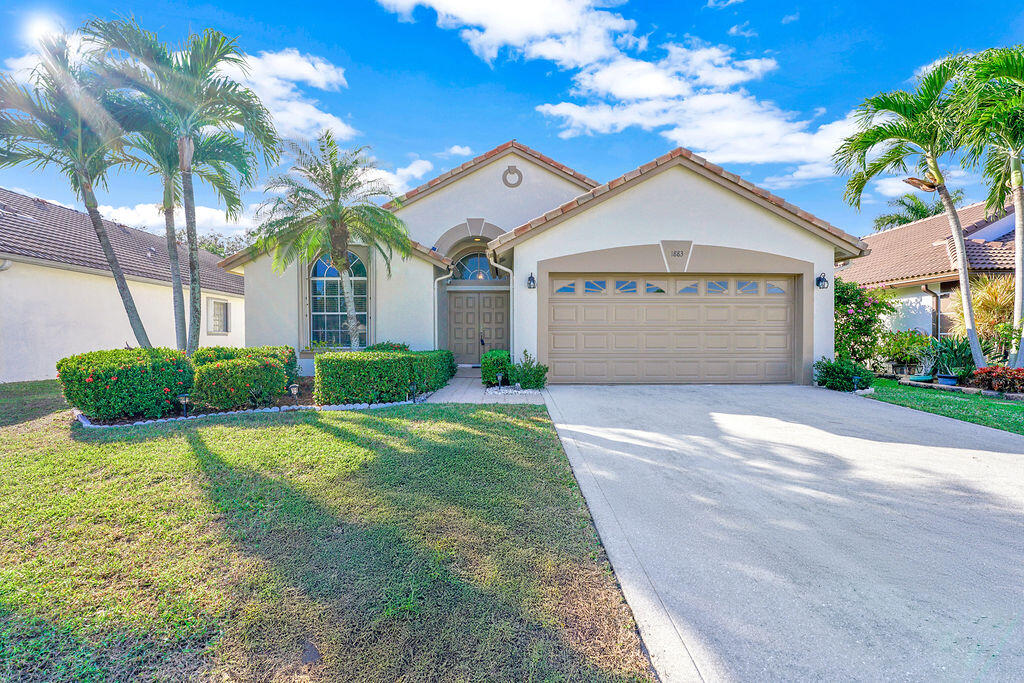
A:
448;291;510;364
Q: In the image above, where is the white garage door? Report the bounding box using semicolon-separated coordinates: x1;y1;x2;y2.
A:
546;274;797;383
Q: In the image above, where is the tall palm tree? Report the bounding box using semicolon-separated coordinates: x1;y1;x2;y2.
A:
84;18;278;354
960;47;1024;366
872;189;964;231
255;132;413;350
112;99;255;350
0;36;152;346
834;56;986;367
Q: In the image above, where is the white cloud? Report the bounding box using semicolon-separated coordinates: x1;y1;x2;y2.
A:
377;0;851;189
98;203;256;234
706;0;744;7
727;21;757;38
781;12;800;24
439;144;473;157
872;177;918;197
3;53;40;83
224;48;356;140
366;158;435;194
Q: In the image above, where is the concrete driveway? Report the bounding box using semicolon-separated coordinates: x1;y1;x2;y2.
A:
544;384;1024;682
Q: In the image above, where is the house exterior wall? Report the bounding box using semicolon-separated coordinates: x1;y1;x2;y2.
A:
882;284;939;335
370;250;437;351
0;260;244;383
507;165;838;383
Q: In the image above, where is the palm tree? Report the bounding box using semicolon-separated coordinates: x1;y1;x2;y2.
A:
872;189;964;231
112;98;255;350
0;36;152;346
254;132;413;350
959;47;1024;366
834;56;986;367
84;18;278;354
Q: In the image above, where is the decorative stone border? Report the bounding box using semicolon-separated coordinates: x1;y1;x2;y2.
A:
73;394;434;430
898;379;1024;401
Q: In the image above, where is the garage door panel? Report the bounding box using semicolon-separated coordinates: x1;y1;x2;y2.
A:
548;273;796;383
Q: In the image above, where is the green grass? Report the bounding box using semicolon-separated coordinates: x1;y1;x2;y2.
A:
0;381;650;681
870;378;1024;435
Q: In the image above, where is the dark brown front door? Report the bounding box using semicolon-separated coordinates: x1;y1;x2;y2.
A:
448;291;510;364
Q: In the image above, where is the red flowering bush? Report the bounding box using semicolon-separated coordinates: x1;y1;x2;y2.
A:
191;357;287;411
970;366;1024;393
56;348;192;419
192;346;298;383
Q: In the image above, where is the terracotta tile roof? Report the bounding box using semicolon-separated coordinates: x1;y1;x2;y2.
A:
838;201;1012;287
383;140;598;211
410;240;453;266
0;187;243;295
488;147;869;258
955;237;1016;271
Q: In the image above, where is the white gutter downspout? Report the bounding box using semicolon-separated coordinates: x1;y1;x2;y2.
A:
488;254;514;359
433;266;453;349
0;260;12;272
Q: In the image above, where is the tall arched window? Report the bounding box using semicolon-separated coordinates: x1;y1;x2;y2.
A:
453;252;500;280
310;252;367;347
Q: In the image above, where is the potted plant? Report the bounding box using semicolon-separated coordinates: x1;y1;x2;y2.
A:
879;329;931;376
930;336;976;385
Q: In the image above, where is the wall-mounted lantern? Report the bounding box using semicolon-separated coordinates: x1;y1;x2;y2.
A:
526;273;537;289
815;272;830;290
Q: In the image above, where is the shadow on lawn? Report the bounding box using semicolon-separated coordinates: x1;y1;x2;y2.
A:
0;380;69;429
182;410;647;681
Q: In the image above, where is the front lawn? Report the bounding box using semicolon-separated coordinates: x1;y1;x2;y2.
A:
0;381;650;681
870;378;1024;436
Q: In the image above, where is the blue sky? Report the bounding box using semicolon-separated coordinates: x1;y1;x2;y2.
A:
1;0;1020;237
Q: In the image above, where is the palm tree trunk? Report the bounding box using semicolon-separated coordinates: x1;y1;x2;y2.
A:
178;136;202;356
81;180;152;348
329;243;362;351
936;180;987;368
1010;158;1024;367
162;177;187;351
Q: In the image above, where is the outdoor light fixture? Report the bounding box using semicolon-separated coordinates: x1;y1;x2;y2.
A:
177;393;189;418
815;273;829;290
526;273;536;289
288;383;299;405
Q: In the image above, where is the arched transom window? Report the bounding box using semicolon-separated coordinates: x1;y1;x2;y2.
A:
453;252;500;281
310;252;367;347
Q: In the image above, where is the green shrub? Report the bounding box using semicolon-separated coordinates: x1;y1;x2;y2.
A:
366;341;411;352
481;349;512;386
879;329;931;365
191;357;287;410
511;351;549;389
930;336;976;380
834;277;896;364
56;348;192;419
403;350;457;393
315;352;413;404
813;356;875;392
193;345;298;383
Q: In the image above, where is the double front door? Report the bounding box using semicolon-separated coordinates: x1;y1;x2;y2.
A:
448;291;510;365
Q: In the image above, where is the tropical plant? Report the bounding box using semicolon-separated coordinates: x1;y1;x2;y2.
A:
833;55;986;368
878;329;932;366
872;190;965;231
84;18;278;355
114;120;255;350
833;277;895;364
254;132;413;350
959;47;1024;366
949;274;1018;361
0;36;152;346
930;336;977;379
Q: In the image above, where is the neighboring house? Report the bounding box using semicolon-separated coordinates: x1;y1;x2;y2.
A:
0;187;244;383
222;141;868;384
838;201;1015;337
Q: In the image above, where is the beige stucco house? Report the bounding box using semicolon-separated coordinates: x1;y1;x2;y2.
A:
222;141;868;384
0;187;245;383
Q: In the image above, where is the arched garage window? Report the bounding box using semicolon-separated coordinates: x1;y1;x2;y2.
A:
310;252;367;347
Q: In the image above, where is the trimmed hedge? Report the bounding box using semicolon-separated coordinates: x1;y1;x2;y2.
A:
481;349;512;386
193;345;298;383
366;341;411;352
314;350;456;404
56;348;192;419
191;357;287;410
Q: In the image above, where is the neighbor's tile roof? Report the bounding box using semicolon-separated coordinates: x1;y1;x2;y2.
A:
838;201;1013;286
0;186;244;295
489;147;869;257
382;140;598;211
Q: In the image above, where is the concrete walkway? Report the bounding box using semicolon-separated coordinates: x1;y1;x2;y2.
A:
427;367;545;404
545;383;1024;682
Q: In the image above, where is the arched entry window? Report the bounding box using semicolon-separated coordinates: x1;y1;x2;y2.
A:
310;252;367;347
453;252;500;281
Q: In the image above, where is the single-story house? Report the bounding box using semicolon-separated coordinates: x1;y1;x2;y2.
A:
221;141;868;384
838;201;1015;337
0;187;245;383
